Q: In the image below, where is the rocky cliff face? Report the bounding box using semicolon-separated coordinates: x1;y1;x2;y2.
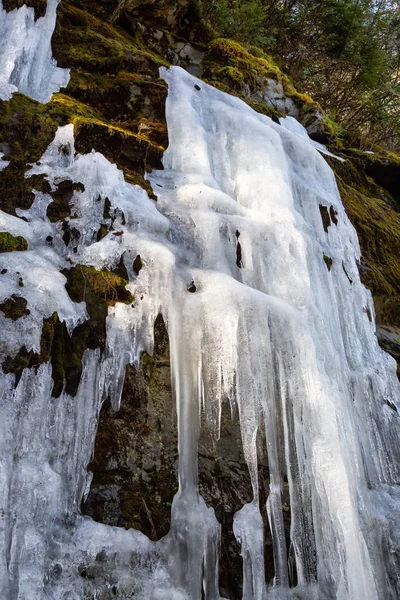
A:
1;2;400;598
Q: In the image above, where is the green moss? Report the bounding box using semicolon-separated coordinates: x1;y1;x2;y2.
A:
0;87;164;217
39;264;134;397
204;38;281;87
65;265;133;310
322;112;345;141
124;168;158;201
49;92;101;121
53;3;168;73
0;232;28;252
65;70;167;136
0;0;170;219
212;65;245;90
0;93;60;161
327;154;400;298
242;97;280;121
0;93;66;215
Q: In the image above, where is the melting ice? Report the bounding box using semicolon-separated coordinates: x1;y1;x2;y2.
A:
0;0;69;102
0;65;399;600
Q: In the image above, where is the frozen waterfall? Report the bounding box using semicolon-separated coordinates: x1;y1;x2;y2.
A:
0;65;399;599
0;0;69;102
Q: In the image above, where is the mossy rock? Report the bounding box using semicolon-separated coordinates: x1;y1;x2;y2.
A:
336;147;400;204
374;295;400;328
0;92;68;215
65;264;133;311
74;117;164;174
203;38;281;89
109;0;212;44
202;37;326;136
52;2;168;74
0;93;62;163
327;153;400;298
0;86;163;217
0;232;28;252
65;70;168;143
0;0;170;223
44;264;134;396
203;77;279;121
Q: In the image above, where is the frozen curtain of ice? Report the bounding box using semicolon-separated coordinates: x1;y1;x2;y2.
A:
0;0;69;102
0;64;399;600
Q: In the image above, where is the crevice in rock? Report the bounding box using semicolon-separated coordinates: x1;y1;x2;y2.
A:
319;204;331;233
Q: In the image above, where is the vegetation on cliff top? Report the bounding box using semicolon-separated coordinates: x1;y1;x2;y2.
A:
202;0;400;151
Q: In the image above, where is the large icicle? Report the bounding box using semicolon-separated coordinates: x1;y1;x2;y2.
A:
0;65;399;600
0;0;70;102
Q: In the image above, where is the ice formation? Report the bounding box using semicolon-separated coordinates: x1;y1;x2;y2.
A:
0;153;10;171
278;116;345;161
0;65;399;599
0;0;70;102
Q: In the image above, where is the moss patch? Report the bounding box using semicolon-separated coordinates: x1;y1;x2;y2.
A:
327;154;400;298
73;117;164;175
0;232;28;252
53;3;168;74
204;38;281;88
0;0;170;219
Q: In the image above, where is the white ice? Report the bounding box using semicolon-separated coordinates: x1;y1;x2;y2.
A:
0;0;70;102
0;65;399;600
279;115;345;161
0;153;10;171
